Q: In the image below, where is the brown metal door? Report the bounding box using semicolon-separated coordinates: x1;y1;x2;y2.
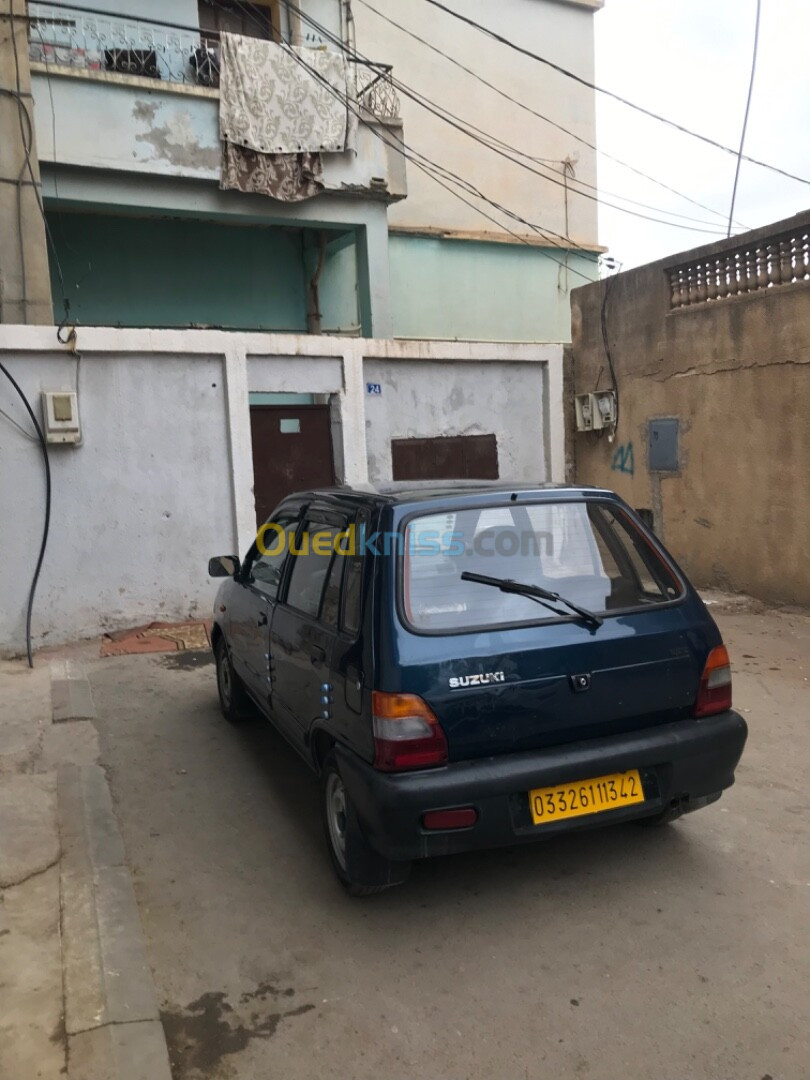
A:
250;405;335;526
391;434;499;481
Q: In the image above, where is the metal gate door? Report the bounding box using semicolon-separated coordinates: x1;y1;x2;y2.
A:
391;434;499;481
249;404;335;527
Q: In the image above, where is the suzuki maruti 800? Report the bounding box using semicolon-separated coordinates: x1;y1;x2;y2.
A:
209;483;748;894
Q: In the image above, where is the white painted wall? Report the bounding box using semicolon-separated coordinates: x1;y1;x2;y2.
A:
363;359;547;483
0;350;234;647
31;69;406;199
0;327;562;653
351;0;600;247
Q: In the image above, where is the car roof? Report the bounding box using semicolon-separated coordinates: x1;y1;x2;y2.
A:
304;480;616;507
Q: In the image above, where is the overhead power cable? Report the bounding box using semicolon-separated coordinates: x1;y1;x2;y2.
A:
727;0;762;236
238;1;599;277
274;0;741;241
354;0;747;229
420;0;810;188
33;0;597;275
38;0;733;237
273;0;732;236
210;0;591;260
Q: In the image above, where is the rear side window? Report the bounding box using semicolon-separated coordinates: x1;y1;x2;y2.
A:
341;556;363;635
402;501;683;633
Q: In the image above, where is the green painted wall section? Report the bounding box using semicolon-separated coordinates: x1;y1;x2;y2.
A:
319;234;361;334
249;393;315;405
46;212;309;331
389;234;599;342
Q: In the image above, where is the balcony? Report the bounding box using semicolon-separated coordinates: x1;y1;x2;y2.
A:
27;3;406;201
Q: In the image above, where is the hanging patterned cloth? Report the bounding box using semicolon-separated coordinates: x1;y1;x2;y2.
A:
218;33;349;201
220;142;325;202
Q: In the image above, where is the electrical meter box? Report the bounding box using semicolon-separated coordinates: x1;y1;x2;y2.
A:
593;390;617;428
42;391;81;444
575;393;595;431
575;390;617;432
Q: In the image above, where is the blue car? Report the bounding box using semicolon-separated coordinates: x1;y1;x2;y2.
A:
209;483;747;895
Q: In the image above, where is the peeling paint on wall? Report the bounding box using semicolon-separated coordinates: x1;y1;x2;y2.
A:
133;99;221;171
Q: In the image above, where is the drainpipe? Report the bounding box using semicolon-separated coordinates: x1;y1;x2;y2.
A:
0;0;53;324
307;231;327;335
288;0;303;46
343;0;354;48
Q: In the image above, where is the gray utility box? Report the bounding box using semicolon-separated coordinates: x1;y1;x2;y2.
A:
648;418;679;472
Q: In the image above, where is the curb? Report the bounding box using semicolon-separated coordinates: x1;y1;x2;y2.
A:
53;667;172;1080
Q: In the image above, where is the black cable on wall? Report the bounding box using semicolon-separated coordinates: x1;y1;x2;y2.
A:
0;362;52;667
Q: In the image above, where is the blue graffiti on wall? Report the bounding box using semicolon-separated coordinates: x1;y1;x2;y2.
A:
611;441;635;477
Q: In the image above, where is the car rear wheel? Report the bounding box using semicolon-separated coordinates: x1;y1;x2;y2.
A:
320;752;410;896
215;637;253;723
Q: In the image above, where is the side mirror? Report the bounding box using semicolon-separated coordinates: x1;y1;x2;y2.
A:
208;555;241;578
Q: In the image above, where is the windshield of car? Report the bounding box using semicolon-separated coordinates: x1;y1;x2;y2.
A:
401;501;683;632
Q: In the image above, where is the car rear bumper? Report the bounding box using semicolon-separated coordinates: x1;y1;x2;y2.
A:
336;711;748;862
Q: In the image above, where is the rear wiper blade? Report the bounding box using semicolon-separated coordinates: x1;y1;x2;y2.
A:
461;571;603;629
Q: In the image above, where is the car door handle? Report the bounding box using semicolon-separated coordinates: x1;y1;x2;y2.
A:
310;645;326;665
257;611;268;626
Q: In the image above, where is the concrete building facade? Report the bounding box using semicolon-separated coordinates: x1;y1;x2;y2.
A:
0;327;564;651
351;0;603;341
569;211;810;607
0;0;601;651
26;0;601;339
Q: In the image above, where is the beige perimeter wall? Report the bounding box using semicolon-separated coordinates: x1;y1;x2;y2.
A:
569;211;810;607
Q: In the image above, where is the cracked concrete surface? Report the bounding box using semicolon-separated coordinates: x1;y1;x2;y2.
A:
0;773;60;888
84;600;809;1080
0;665;65;1080
0;865;66;1080
0;659;172;1080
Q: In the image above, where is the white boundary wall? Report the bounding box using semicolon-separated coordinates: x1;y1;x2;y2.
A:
0;326;564;651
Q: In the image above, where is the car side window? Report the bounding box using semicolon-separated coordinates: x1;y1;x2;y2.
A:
285;523;341;618
320;552;344;628
341;555;363;635
340;509;368;636
250;519;297;598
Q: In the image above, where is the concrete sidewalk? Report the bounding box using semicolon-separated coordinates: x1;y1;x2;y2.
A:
0;658;172;1080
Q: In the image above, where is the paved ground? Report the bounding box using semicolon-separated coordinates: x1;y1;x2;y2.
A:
83;603;808;1080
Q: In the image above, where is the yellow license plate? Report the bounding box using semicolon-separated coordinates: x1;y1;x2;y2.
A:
528;769;644;825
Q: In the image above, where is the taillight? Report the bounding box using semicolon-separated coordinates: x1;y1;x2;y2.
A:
372;691;449;772
694;645;732;717
422;807;477;830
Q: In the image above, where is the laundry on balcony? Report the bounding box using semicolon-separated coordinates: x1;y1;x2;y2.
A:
218;33;348;202
220;142;325;202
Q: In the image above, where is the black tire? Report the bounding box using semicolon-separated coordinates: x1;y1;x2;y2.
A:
214;637;254;723
320;752;410;896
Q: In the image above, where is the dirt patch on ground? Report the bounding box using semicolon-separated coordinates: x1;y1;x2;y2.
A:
157;650;214;671
100;621;212;657
160;986;314;1079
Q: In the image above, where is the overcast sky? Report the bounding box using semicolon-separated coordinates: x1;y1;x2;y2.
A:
594;0;810;268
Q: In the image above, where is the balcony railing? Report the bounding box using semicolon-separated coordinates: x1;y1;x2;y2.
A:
28;4;216;85
668;226;810;308
27;4;401;117
354;62;401;121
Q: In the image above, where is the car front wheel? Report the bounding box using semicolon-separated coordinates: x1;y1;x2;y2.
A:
320;752;410;896
214;636;253;723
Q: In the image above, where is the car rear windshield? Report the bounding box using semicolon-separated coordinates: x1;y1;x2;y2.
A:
401;501;683;633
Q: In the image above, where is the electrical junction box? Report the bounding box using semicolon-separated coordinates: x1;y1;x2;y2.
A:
42;391;81;444
575;390;617;432
648;417;679;471
593;390;617;428
575;393;595;431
